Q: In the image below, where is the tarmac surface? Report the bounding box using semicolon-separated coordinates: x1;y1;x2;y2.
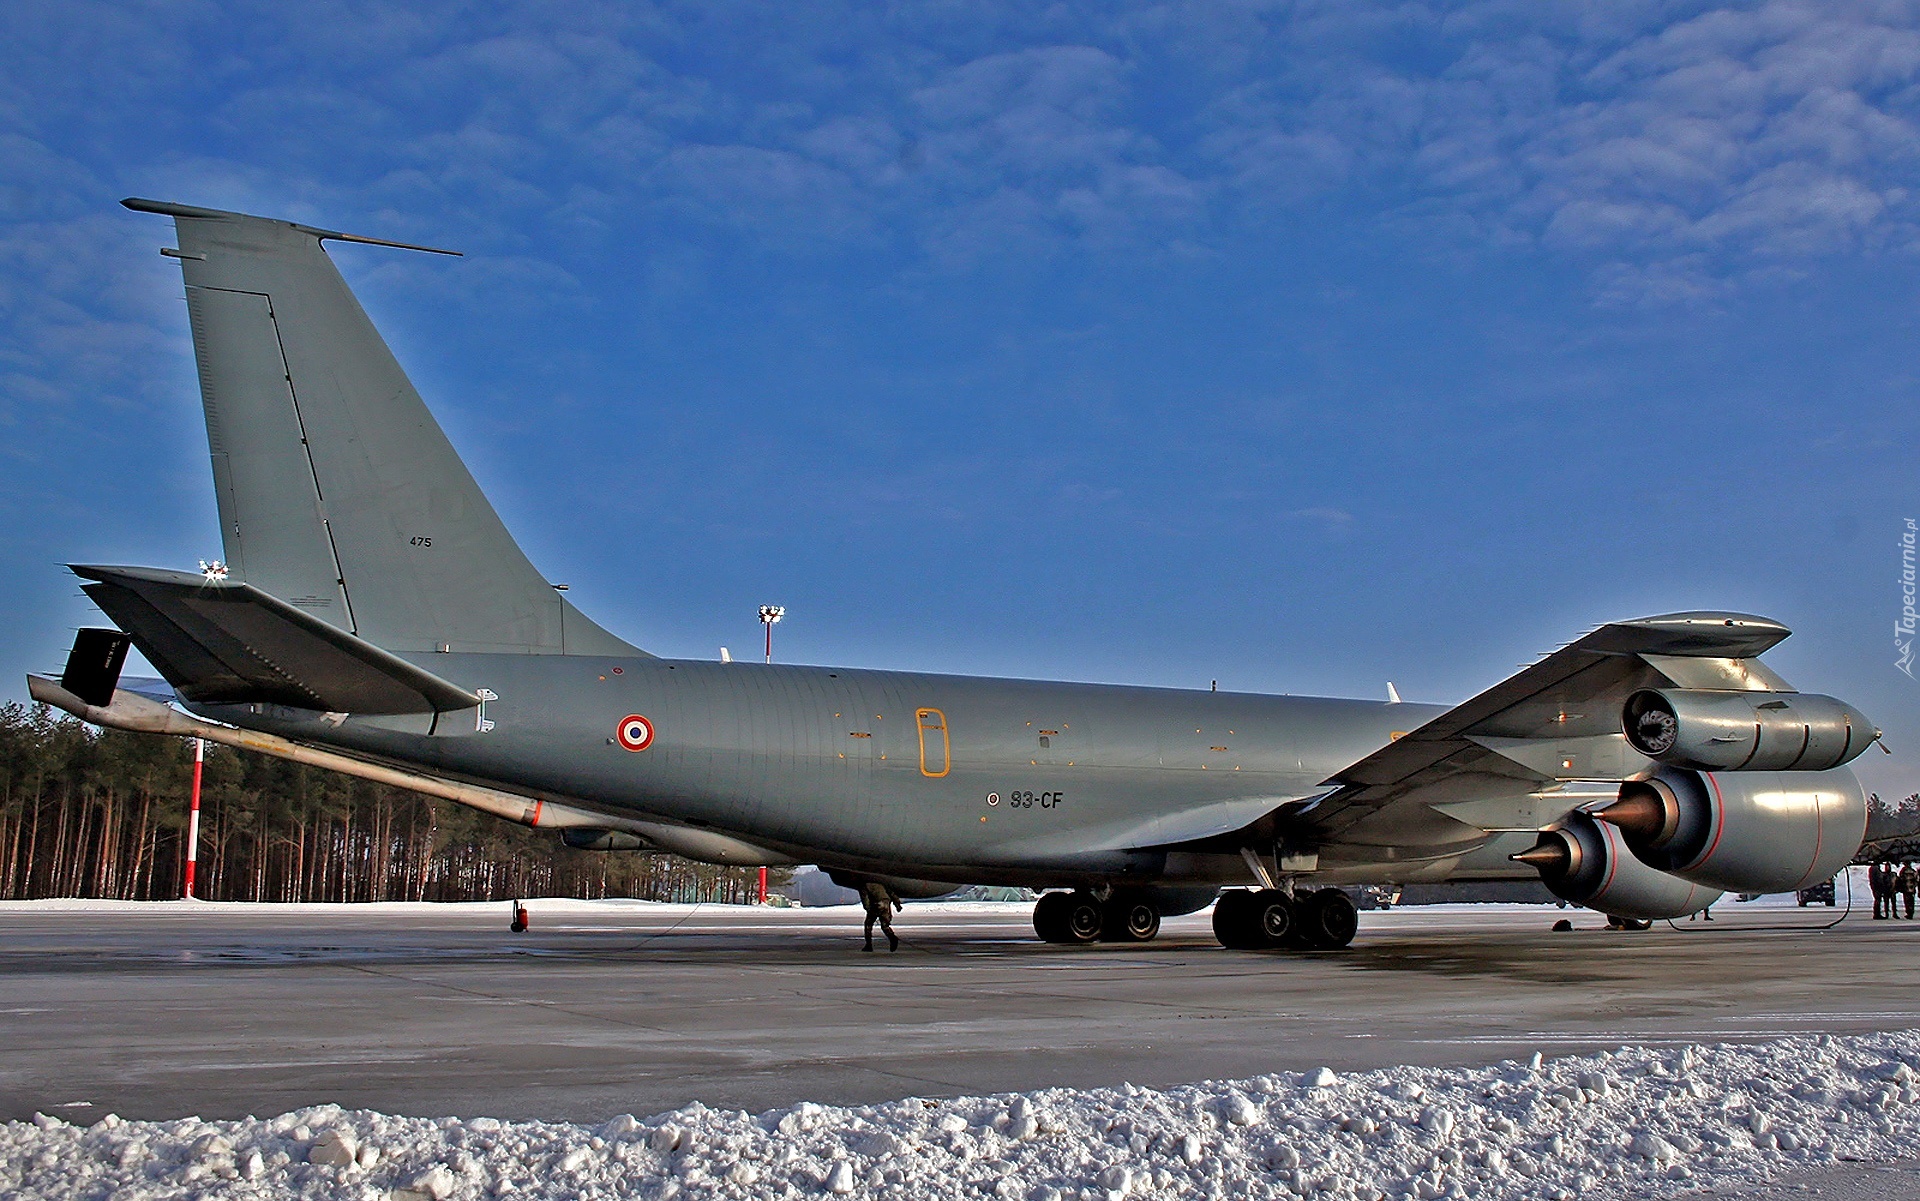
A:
2;894;1915;1133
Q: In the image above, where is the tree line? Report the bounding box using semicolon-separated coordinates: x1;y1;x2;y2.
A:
0;702;781;905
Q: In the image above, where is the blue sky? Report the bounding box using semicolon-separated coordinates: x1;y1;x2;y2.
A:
4;0;1918;798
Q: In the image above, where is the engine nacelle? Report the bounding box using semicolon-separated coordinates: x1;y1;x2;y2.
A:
1599;767;1866;894
1622;688;1875;772
1513;812;1721;920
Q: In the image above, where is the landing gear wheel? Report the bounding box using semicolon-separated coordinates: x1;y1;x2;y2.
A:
1032;891;1073;943
1061;892;1105;944
1103;898;1161;942
1250;889;1295;947
1294;888;1358;950
1214;889;1293;949
1212;889;1259;948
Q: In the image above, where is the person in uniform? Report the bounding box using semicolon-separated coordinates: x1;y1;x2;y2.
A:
1871;861;1890;919
861;881;901;952
1901;863;1918;920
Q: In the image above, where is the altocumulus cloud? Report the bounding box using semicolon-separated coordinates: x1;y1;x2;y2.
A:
6;0;1918;285
4;0;1919;426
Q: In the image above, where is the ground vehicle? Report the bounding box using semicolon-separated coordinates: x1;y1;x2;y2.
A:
1796;879;1837;907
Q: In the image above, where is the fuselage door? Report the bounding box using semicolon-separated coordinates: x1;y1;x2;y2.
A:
917;707;951;778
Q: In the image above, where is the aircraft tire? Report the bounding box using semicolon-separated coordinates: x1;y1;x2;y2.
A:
1103;898;1160;942
1032;891;1073;942
1249;889;1295;947
1061;893;1106;944
1295;888;1359;950
1215;889;1291;949
1212;889;1255;948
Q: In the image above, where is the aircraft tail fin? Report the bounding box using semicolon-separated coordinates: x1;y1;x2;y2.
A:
123;198;639;658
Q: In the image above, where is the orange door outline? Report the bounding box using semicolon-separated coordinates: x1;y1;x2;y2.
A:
916;708;950;778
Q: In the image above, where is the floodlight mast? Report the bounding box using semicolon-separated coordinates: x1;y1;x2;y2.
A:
755;604;785;903
759;605;785;664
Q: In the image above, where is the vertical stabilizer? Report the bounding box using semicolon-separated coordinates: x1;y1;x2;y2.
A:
124;198;638;658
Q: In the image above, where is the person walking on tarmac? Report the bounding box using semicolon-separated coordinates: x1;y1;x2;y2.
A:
1901;863;1918;920
861;881;901;952
1871;861;1890;919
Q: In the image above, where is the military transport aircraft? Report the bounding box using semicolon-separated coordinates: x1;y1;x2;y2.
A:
28;199;1882;950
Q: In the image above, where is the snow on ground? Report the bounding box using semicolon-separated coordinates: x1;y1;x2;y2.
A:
7;1032;1920;1201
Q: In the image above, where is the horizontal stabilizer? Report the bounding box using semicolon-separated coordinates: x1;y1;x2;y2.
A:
75;564;478;716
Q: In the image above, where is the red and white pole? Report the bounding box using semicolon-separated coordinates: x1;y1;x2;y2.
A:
184;737;204;900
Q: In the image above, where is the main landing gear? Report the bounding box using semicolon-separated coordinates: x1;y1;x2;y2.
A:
1211;887;1358;951
1032;890;1162;944
1030;887;1358;950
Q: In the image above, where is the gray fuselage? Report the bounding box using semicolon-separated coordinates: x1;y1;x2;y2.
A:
206;655;1456;888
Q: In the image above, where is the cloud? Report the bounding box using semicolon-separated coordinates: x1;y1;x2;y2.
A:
653;143;871;240
3;0;1918;309
1189;1;1920;296
906;45;1206;254
1421;1;1920;288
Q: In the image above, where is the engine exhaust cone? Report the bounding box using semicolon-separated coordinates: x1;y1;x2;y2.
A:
1511;840;1570;874
1594;792;1673;845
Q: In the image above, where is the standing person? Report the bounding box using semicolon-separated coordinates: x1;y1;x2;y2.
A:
1901;863;1918;920
1871;862;1890;919
861;881;901;952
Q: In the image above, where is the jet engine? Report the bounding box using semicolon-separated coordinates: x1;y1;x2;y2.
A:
1622;689;1875;772
1513;812;1722;920
1596;767;1866;894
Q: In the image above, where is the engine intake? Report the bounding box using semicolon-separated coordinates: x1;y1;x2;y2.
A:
1511;812;1720;920
1596;767;1866;894
1622;688;1875;772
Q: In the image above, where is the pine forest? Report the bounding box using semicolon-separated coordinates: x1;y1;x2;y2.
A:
0;701;779;905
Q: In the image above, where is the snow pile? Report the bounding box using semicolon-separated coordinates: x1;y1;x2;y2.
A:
9;1032;1920;1200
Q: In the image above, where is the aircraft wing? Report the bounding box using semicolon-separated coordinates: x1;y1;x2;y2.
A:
1297;612;1797;851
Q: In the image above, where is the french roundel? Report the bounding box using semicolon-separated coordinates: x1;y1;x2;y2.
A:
615;714;655;752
